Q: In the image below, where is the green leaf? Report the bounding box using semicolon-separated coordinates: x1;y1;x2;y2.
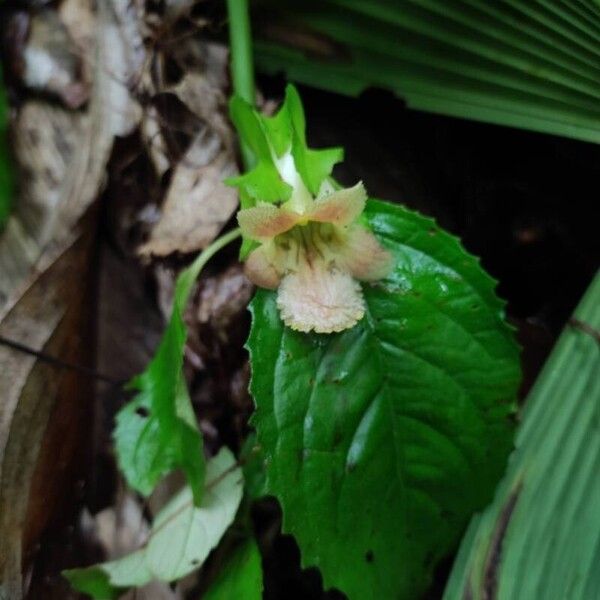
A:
64;448;244;599
248;199;520;599
203;539;263;600
114;228;241;505
226;160;292;205
114;284;205;505
63;568;124;600
254;0;600;144
226;85;342;203
444;271;600;600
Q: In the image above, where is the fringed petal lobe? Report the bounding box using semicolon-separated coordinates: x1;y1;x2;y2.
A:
277;264;365;333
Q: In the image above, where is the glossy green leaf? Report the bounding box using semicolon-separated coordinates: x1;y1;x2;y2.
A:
248;198;520;599
253;0;600;143
203;539;263;600
114;280;205;505
114;228;241;505
64;448;244;599
444;271;600;600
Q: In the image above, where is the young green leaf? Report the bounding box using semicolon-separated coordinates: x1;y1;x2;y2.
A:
114;228;241;505
203;538;263;600
248;199;520;599
226;95;293;205
64;448;244;599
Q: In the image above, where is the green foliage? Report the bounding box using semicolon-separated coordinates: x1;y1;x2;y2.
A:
444;272;600;600
64;449;244;599
0;64;13;226
227;95;293;205
254;0;600;143
203;539;263;600
226;84;342;203
114;228;241;505
248;198;520;599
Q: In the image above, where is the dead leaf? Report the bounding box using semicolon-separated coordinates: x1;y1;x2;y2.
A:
58;0;96;86
0;0;132;314
20;10;89;108
0;2;142;597
0;223;96;599
97;0;144;137
138;59;239;257
196;263;254;341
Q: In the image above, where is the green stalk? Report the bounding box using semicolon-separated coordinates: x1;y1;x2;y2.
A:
176;227;242;305
227;0;255;169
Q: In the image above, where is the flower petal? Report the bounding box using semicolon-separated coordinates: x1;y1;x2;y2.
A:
339;225;394;281
277;264;365;333
310;182;366;226
244;245;282;289
238;203;301;241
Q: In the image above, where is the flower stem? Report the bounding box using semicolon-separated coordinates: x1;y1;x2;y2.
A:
175;227;242;306
227;0;255;169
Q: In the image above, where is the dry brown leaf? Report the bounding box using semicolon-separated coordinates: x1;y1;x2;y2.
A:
138;59;239;257
59;0;96;85
0;0;137;313
83;494;182;600
0;224;96;599
0;2;145;597
97;0;145;137
196;263;254;341
21;10;89;108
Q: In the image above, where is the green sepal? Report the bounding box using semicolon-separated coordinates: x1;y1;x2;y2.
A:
226;85;343;204
114;254;208;506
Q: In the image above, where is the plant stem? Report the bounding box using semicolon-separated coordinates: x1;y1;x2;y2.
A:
175;227;242;305
227;0;255;169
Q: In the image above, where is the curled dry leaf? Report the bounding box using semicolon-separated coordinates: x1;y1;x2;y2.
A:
58;0;96;85
0;101;84;306
196;263;254;341
87;495;182;599
139;47;239;257
93;494;150;558
98;0;145;137
19;10;89;108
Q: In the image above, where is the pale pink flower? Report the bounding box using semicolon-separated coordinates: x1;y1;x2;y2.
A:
238;174;392;333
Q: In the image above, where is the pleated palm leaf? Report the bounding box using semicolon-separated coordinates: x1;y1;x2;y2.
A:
444;271;600;600
253;0;600;143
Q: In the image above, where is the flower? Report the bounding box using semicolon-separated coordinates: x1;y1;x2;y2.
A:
238;155;392;333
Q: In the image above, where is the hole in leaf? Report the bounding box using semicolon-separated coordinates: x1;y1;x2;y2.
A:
365;550;374;563
135;406;150;418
